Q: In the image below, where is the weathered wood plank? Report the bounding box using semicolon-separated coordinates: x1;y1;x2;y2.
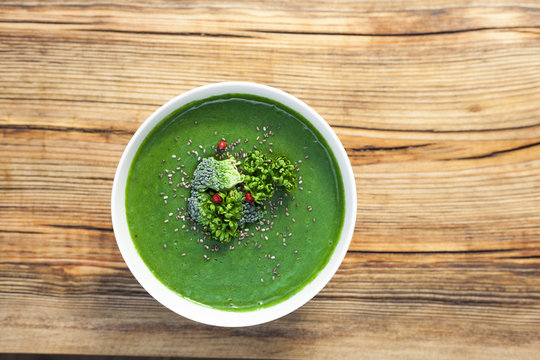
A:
0;254;539;359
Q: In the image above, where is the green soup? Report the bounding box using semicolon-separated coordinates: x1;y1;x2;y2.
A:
126;94;345;311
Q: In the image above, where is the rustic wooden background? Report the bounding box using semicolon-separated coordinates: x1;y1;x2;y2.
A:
1;0;539;359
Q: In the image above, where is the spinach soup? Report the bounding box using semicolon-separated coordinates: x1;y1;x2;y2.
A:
126;94;345;311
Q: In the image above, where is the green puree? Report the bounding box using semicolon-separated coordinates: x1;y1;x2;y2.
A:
126;94;345;311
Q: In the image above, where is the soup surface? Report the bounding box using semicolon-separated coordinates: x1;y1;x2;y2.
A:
126;94;345;310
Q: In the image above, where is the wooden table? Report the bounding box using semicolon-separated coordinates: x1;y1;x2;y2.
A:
1;1;539;359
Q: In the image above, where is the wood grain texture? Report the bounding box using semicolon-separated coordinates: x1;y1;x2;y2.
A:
1;0;540;359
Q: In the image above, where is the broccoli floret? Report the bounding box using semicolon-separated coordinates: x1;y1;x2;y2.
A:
239;201;264;227
187;156;244;243
191;157;243;192
187;192;211;227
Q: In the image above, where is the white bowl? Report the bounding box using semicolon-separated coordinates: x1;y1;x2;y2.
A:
111;82;356;327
